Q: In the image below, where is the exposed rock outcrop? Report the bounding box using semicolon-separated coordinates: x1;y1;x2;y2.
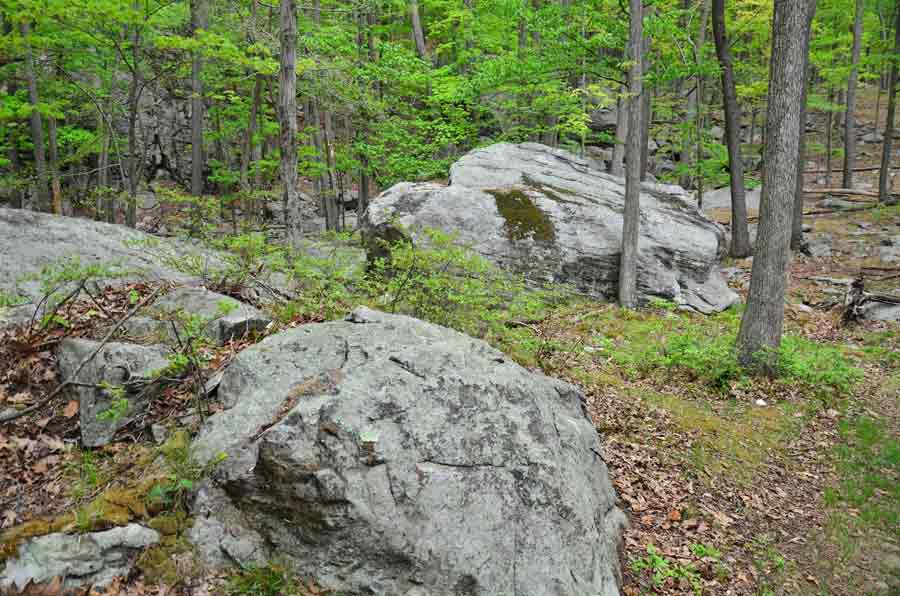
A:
1;524;159;591
190;307;627;596
57;338;171;447
362;143;737;313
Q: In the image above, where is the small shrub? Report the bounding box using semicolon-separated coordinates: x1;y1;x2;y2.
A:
227;563;297;596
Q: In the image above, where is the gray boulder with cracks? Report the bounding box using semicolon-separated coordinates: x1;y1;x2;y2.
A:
0;524;159;591
362;143;736;313
190;307;627;596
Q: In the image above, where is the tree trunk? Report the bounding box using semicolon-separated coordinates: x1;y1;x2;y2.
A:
681;0;710;189
47;116;62;215
842;0;864;189
19;22;51;213
879;5;900;203
639;34;652;181
279;0;302;248
790;0;816;250
240;76;264;192
825;87;834;187
610;94;627;178
6;58;22;209
518;0;528;55
711;0;750;257
323;110;340;231
126;0;142;228
619;0;643;309
409;0;428;60
737;0;813;372
190;0;207;198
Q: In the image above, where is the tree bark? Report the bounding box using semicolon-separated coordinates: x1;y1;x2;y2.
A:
5;46;22;209
879;5;900;203
711;0;750;257
240;75;264;192
619;0;643;309
190;0;208;198
639;34;652;181
125;0;142;228
680;0;709;190
842;0;864;189
47;116;62;215
409;0;428;60
19;22;51;213
825;86;834;187
790;0;817;250
610;93;627;178
279;0;302;249
737;0;813;372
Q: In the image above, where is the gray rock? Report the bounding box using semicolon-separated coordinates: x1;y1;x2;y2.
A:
803;234;833;259
709;125;725;141
861;300;900;322
862;132;884;143
701;186;762;213
147;286;271;345
57;338;171;447
363;143;736;314
647;137;659;153
1;524;159;591
0;208;225;318
586;146;613;164
821;198;862;211
191;307;627;596
880;245;900;263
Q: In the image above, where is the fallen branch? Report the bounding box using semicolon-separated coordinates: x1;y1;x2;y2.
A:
842;277;900;325
803;165;888;175
0;285;163;424
803;188;880;199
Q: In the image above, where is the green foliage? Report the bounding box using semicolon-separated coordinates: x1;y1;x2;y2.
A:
825;412;900;535
366;228;569;346
226;563;297;596
630;544;703;595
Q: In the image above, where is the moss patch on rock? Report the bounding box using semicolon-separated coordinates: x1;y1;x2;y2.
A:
487;189;556;243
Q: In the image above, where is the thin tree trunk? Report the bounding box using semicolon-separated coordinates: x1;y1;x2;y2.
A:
842;0;864;189
681;0;710;189
409;0;428;59
639;34;652;181
190;0;207;199
737;0;813;372
323;111;340;231
880;4;900;203
518;0;528;55
47;116;62;215
126;0;142;227
240;76;264;192
610;93;627;177
279;0;302;249
6;55;22;209
790;0;816;250
619;0;643;309
825;87;834;187
19;22;51;213
712;0;750;257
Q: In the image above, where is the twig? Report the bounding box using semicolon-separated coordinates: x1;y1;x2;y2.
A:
803;187;881;199
0;286;163;424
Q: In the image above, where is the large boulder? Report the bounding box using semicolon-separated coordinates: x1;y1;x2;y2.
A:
0;208;213;304
57;339;171;447
362;143;737;313
1;524;159;591
140;286;272;345
190;307;627;596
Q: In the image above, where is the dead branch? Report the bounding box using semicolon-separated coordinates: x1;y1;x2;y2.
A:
0;285;164;424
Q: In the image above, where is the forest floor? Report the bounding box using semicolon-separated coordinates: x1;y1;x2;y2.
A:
1;89;899;596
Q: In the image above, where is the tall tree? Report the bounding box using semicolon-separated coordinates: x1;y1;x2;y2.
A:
409;0;428;60
19;21;51;213
790;0;816;250
842;0;864;188
278;0;302;249
711;0;750;258
619;0;644;309
680;0;710;190
737;0;815;372
190;0;208;198
879;3;899;203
